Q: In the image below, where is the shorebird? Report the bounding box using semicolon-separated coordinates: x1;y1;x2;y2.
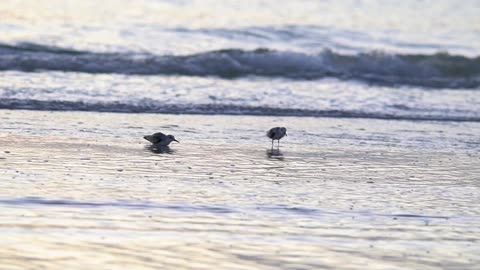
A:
267;127;287;148
144;132;179;146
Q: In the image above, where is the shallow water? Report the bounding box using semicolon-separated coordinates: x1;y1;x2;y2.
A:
1;110;479;269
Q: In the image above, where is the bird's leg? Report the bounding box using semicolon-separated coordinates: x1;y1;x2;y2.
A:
271;139;274;149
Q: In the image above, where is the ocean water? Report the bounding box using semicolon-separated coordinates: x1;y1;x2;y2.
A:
0;0;479;120
1;0;480;269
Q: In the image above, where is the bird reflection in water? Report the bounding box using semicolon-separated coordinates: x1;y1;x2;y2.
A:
266;148;284;160
146;145;175;154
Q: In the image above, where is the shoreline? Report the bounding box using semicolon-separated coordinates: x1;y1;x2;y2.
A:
1;109;479;269
1;106;479;123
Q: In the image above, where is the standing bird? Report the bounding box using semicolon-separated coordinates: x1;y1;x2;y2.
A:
144;132;179;146
267;127;287;148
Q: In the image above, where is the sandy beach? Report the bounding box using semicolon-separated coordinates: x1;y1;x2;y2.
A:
1;109;479;269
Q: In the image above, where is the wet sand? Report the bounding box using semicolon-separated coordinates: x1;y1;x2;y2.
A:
1;109;479;269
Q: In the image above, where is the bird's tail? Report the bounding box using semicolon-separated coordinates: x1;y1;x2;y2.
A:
143;135;154;143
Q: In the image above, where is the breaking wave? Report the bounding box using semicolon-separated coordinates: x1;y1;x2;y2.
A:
1;42;479;89
1;98;478;122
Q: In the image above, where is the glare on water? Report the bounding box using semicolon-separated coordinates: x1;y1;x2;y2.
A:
1;110;479;269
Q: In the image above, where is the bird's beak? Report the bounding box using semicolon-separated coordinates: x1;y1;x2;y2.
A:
174;139;180;143
285;133;288;136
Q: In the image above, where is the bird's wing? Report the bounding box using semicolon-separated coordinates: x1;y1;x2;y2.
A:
267;129;276;139
153;134;164;143
144;134;163;143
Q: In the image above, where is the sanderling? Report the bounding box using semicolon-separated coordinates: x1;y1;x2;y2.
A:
144;132;179;146
267;127;287;148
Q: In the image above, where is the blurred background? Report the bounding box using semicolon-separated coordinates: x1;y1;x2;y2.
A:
0;0;479;121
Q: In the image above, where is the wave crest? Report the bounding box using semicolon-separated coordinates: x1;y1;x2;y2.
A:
1;98;478;122
1;43;479;88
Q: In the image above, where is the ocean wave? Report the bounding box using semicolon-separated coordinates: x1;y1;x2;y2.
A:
1;98;478;122
0;42;479;89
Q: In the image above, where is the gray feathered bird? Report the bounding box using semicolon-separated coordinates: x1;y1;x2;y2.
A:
267;127;287;147
144;132;179;146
